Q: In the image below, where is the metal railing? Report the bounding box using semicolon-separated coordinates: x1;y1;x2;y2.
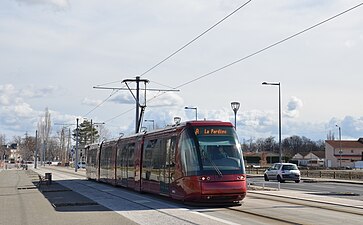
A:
245;167;363;180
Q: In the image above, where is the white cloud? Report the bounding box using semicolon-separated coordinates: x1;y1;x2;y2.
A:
0;84;67;137
330;116;363;140
1;84;58;103
14;0;70;11
110;93;135;105
20;85;58;98
82;97;102;106
344;40;356;48
14;102;35;118
148;92;184;108
0;84;17;106
1;1;362;141
284;96;303;118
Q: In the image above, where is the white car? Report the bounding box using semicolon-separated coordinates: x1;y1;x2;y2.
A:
264;163;301;183
77;161;86;169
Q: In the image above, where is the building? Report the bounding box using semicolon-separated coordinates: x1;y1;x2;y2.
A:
325;138;363;168
304;151;325;167
291;151;325;167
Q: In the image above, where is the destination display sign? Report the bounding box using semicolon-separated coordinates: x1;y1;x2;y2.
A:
193;127;231;136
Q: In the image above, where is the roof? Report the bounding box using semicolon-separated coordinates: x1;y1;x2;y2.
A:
308;151;325;159
325;139;363;149
292;153;304;159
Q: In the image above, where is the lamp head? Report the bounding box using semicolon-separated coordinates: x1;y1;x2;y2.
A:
174;117;181;125
231;101;240;112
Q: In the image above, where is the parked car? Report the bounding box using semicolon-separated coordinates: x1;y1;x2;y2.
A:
77;161;86;169
264;163;301;183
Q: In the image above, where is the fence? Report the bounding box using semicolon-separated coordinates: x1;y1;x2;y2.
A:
245;167;363;180
301;170;363;180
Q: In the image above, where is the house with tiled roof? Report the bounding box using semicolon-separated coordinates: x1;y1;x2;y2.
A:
291;151;325;167
325;138;363;168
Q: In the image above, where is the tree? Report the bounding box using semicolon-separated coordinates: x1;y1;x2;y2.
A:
0;133;7;161
97;124;111;142
19;133;36;161
72;120;99;148
38;107;52;163
54;127;72;164
327;130;335;140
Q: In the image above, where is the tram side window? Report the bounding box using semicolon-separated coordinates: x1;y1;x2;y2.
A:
166;137;176;168
128;143;135;178
101;146;107;169
88;146;98;166
116;143;123;169
179;131;199;176
143;139;156;180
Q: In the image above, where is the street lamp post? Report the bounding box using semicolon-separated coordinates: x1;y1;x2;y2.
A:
262;81;282;163
336;125;342;168
75;118;79;172
144;119;155;130
185;106;198;121
231;102;240;130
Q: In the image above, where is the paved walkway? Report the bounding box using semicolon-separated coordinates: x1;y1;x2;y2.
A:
0;169;137;225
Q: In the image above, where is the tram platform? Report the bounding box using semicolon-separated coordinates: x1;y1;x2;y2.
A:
0;169;137;225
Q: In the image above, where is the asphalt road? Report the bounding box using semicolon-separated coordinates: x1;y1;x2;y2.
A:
248;176;363;201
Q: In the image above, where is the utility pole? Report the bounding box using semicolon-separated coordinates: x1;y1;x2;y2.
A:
122;76;149;133
94;77;179;134
34;130;38;169
67;128;71;166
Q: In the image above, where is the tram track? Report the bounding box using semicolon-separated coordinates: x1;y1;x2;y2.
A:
215;192;363;225
41;168;295;224
42;169;215;225
38;168;363;225
52;170;292;225
247;192;363;216
224;207;303;225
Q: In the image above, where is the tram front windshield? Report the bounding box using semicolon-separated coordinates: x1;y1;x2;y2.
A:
193;126;245;175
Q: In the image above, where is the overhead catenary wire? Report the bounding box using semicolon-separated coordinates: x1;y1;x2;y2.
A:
92;0;253;87
173;1;363;89
103;2;363;124
139;0;252;78
82;89;120;118
87;1;252;122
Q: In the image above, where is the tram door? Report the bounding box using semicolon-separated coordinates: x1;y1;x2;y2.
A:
160;137;176;195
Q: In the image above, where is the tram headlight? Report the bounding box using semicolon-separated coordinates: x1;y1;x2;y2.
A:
237;175;246;180
200;176;211;181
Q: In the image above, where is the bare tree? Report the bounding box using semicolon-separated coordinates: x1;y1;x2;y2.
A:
56;127;71;164
0;133;7;162
327;130;335;140
47;137;61;162
17;133;36;161
96;124;111;142
37;107;52;164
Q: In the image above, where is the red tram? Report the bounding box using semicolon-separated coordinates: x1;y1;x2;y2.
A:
85;120;247;203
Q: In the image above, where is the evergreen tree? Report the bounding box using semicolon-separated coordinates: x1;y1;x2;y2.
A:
72;120;99;147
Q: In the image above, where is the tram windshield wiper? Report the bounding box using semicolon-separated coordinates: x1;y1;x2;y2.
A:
202;150;223;177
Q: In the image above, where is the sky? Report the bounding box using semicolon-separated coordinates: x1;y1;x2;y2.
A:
1;0;363;143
